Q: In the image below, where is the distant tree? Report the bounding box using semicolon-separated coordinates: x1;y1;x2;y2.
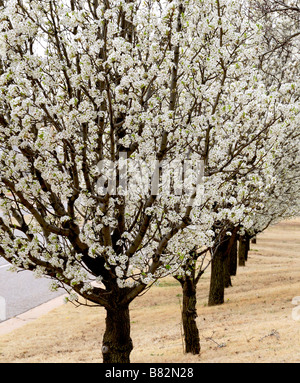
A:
175;0;300;353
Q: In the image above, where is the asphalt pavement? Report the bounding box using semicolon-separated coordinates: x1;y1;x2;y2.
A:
0;257;64;322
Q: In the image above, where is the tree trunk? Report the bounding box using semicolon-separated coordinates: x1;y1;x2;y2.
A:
208;236;229;306
245;235;250;261
102;304;133;363
229;236;238;276
251;236;257;244
181;275;200;354
238;236;247;266
224;251;232;288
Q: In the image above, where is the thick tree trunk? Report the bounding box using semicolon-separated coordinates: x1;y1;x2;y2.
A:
238;236;247;266
229;236;238;276
102;304;133;363
224;229;239;286
245;235;250;261
208;236;229;306
181;275;200;354
223;252;232;288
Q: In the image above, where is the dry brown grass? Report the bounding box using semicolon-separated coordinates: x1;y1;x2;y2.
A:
1;218;300;363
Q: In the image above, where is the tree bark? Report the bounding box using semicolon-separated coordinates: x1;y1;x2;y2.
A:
181;275;200;354
208;235;229;306
245;235;250;261
102;304;133;363
224;229;239;286
229;235;238;276
223;251;232;288
238;236;247;266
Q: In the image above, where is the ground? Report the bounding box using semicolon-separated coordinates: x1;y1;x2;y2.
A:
0;218;299;363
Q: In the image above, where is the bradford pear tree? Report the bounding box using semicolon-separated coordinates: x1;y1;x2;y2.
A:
244;127;300;242
0;0;298;363
0;0;253;362
206;0;300;303
173;0;299;353
0;0;200;363
238;0;300;253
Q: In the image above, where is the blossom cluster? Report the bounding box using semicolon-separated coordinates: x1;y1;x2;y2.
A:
0;0;298;305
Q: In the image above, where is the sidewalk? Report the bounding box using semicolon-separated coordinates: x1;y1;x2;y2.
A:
0;294;66;336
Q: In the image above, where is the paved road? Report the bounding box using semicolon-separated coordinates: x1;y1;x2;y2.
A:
0;257;64;322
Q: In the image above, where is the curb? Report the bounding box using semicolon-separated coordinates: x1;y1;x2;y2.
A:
0;294;66;336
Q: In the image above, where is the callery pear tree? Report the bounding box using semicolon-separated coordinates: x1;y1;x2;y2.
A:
0;0;299;363
0;0;201;363
241;0;300;242
0;0;238;362
174;0;299;353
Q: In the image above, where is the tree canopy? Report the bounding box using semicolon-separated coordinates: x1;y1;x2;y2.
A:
0;0;299;362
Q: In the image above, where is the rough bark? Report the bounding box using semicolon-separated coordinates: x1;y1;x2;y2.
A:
102;304;133;363
181;275;200;354
229;235;238;276
208;235;229;306
224;251;232;288
238;236;247;266
224;228;239;286
245;235;250;261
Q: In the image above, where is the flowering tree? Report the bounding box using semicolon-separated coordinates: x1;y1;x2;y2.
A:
175;0;300;353
0;0;216;362
0;0;298;362
242;120;300;244
203;0;300;302
239;0;300;249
